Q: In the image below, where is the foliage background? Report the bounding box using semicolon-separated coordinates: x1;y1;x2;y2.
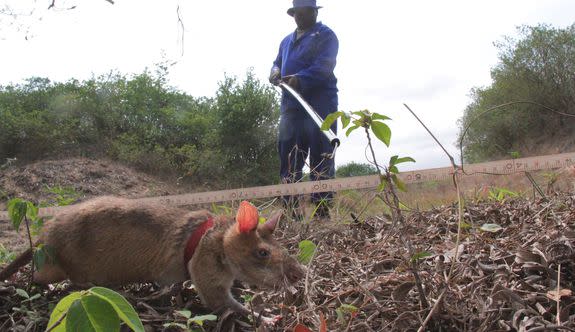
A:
0;69;280;188
458;23;575;163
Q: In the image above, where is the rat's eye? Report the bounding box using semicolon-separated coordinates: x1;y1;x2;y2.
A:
255;248;270;259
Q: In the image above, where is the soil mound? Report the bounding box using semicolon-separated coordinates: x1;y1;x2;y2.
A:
0;157;179;211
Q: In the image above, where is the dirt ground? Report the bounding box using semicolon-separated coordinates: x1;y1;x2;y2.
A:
0;157;185;253
1;158;575;331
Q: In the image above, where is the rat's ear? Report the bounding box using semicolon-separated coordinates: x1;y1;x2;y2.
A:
236;201;259;233
263;211;281;233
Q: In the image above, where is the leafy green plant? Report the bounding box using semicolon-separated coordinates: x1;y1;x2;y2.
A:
323;110;415;192
335;304;359;325
543;171;559;192
322;109;430;312
410;251;433;263
8;198;51;273
163;310;217;332
12;288;45;328
47;287;144;332
43;185;81;207
487;187;519;202
0;243;15;264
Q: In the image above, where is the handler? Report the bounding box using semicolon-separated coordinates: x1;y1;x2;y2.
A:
269;0;339;219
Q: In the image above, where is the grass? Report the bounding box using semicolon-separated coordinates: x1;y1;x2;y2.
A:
324;168;575;223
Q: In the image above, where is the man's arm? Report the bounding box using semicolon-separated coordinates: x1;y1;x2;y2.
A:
295;30;339;92
270;42;284;85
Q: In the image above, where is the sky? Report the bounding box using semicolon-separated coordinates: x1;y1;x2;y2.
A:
1;0;574;172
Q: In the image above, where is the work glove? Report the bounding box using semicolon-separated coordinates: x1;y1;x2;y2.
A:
269;66;281;85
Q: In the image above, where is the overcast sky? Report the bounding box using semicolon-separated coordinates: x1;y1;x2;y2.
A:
1;0;574;171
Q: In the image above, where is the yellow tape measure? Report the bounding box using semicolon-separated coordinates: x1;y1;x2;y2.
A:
1;151;573;221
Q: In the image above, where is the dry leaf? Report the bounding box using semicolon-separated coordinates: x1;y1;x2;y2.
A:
546;288;572;301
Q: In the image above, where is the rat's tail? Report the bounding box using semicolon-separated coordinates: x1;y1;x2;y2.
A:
0;248;33;281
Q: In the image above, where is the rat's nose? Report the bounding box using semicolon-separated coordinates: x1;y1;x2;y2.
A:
286;264;306;283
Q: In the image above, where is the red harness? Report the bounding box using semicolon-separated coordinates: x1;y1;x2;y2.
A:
184;217;214;266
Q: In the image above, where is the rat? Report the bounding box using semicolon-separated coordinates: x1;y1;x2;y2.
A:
0;196;305;317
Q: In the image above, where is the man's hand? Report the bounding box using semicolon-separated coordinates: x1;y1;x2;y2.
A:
269;66;281;85
282;75;299;90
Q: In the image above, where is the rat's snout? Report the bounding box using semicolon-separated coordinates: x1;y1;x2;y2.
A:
285;259;306;283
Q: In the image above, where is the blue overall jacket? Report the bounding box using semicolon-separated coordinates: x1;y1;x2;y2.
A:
272;22;339;118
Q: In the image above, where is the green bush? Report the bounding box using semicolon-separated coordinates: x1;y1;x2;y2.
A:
336;162;378;177
458;24;575;162
0;68;280;188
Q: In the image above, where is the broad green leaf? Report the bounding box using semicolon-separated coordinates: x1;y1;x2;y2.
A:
189;314;217;327
90;287;144;332
43;244;56;264
66;299;94;332
81;295;120;332
26;202;39;221
47;292;83;332
371;113;391;121
241;294;253;303
66;296;120;332
389;165;399;174
16;288;29;299
411;251;433;262
297;240;317;265
175;310;192;319
33;247;46;271
321;112;340;131
345;125;360;137
480;223;503;233
390;156;416;166
340;112;351;128
8;199;27;232
370;121;391;146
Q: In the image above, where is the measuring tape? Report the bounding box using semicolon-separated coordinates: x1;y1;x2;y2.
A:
1;151;573;221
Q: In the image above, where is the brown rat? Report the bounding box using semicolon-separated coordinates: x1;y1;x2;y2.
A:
0;196;305;316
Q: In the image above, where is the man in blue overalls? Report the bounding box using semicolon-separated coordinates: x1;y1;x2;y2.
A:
269;0;338;219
